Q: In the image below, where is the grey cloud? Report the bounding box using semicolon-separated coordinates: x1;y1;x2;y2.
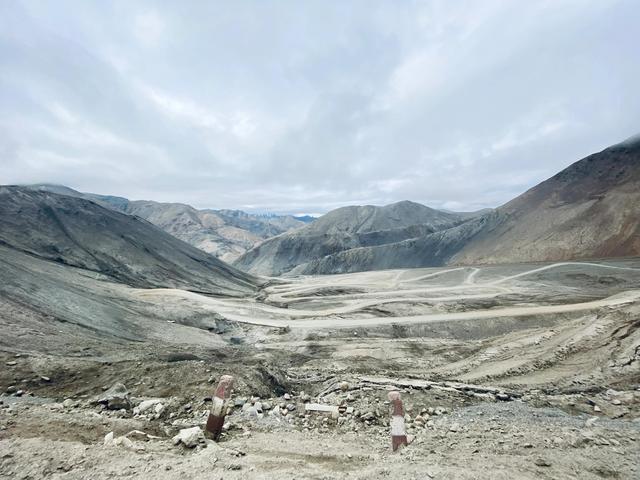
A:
1;0;638;214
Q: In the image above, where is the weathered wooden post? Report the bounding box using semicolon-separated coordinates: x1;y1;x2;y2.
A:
388;390;409;451
205;375;234;441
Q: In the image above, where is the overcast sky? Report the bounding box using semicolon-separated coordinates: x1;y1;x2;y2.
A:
1;1;638;215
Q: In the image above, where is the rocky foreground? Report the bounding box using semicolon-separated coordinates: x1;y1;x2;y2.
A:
1;365;639;479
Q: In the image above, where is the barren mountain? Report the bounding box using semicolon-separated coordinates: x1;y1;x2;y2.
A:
233;201;466;276
0;186;257;295
452;135;640;264
295;136;640;274
27;185;309;262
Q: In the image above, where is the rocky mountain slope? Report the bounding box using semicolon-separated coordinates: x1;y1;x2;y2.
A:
0;186;257;296
293;136;640;274
27;185;309;262
451;135;640;265
233;201;466;276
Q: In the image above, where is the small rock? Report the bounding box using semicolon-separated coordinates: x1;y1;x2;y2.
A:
104;432;114;445
95;383;131;410
612;399;622;406
283;393;292;401
6;361;17;367
339;382;349;391
172;427;205;448
6;386;17;394
133;399;163;416
534;458;551;467
593;405;601;412
113;436;135;450
496;393;510;401
360;412;375;422
40;376;51;382
62;399;75;408
449;423;460;433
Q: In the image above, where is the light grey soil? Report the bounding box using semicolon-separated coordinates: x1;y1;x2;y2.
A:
1;259;639;478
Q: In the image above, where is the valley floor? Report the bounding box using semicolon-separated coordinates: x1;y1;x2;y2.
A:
1;258;640;479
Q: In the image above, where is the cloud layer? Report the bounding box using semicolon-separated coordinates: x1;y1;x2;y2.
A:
1;0;638;214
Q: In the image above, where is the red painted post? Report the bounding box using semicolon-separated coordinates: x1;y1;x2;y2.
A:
388;390;408;452
205;375;234;441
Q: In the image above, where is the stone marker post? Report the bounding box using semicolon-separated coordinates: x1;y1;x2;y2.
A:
388;390;409;451
205;375;234;441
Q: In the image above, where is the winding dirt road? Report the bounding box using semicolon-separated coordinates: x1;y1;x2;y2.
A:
135;261;640;329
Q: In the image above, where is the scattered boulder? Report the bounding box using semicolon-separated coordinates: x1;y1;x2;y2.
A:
534;458;552;467
95;383;131;410
172;427;206;448
104;432;136;450
133;399;163;416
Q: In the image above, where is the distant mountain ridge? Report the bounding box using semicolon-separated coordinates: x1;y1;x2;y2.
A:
26;185;309;262
232;200;469;276
280;136;640;275
0;186;257;296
